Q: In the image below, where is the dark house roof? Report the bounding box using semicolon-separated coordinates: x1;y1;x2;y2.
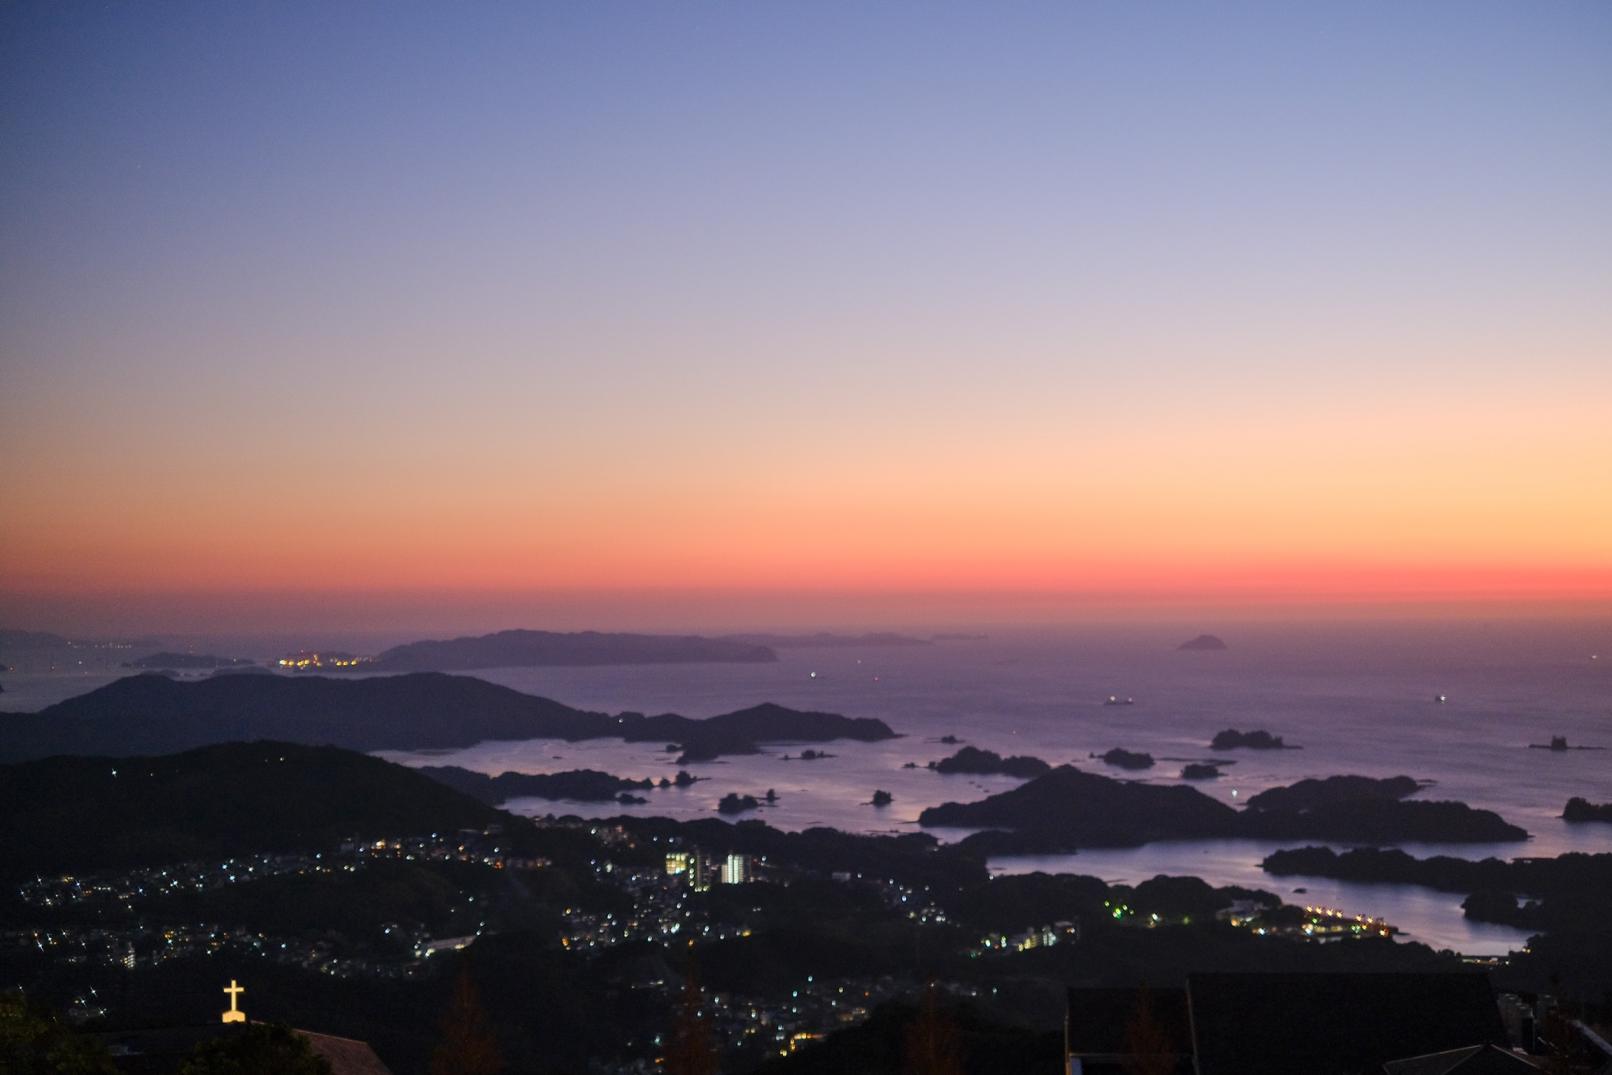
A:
1383;1043;1544;1074
1187;973;1506;1075
300;1029;394;1075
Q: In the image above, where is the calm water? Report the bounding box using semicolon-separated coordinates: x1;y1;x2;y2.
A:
9;621;1611;953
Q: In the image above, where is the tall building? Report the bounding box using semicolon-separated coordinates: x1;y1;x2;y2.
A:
721;853;750;885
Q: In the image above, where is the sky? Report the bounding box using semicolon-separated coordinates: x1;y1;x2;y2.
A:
2;2;1610;635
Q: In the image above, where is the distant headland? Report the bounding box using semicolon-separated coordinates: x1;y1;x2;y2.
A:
362;628;778;671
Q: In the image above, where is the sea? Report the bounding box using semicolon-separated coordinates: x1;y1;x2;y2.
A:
7;620;1610;955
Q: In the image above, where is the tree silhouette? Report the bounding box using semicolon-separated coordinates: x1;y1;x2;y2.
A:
430;965;504;1075
180;1023;331;1075
0;992;115;1075
902;983;964;1075
664;970;718;1075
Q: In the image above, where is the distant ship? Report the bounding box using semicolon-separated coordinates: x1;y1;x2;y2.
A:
1104;695;1135;707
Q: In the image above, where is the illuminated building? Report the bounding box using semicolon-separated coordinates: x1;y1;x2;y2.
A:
665;852;693;877
721;853;750;885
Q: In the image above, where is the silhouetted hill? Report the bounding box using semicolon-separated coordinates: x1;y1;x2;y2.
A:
1178;634;1228;651
0;628;75;650
619;702;898;763
0;673;896;762
0;741;501;878
0;672;608;760
368;628;776;670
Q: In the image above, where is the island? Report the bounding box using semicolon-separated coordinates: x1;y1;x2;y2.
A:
1240;775;1421;814
365;629;778;671
1529;736;1606;752
622;702;898;763
927;746;1051;779
1210;728;1295;750
920;766;1237;851
870;789;893;806
918;765;1527;852
0;674;899;763
1563;797;1612;822
718;792;760;815
1097;748;1155;771
1177;634;1228;651
1180;762;1222;780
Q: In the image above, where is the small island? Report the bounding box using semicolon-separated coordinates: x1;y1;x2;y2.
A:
1180;762;1222;780
718;792;761;815
1529;736;1605;752
1241;775;1421;814
1563;797;1612;822
928;746;1051;779
870;789;893;806
1210;728;1295;750
1097;748;1155;771
1177;634;1228;651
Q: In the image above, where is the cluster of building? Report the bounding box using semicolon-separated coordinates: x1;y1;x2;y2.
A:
274;650;369;670
1216;899;1398;941
7;827;543;982
975;920;1080;955
664;849;753;888
19;852;326;909
4;920;433;982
